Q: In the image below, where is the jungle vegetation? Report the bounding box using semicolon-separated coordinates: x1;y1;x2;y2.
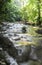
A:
0;0;42;25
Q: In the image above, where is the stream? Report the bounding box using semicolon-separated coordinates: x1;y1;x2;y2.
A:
0;22;42;65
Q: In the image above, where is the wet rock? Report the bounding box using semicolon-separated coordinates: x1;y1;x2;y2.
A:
0;34;18;58
37;39;42;46
3;51;18;65
16;34;33;42
19;60;41;65
16;45;31;62
30;45;38;61
27;60;41;65
36;29;42;34
0;49;18;65
35;46;42;62
22;26;27;33
0;48;7;65
21;45;31;61
11;36;20;41
29;45;42;62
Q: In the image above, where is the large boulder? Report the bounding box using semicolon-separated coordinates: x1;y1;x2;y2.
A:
35;45;42;62
30;45;38;61
30;45;42;62
19;60;41;65
0;34;18;58
27;60;41;65
16;45;31;62
3;51;18;65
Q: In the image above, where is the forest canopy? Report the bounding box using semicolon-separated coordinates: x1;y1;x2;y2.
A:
0;0;42;25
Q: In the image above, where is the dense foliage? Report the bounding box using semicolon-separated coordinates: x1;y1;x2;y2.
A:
0;0;42;25
20;0;42;24
0;0;21;22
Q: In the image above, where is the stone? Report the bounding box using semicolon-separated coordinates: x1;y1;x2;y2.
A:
19;60;41;65
30;45;38;61
35;46;42;62
29;45;42;62
0;34;18;58
4;51;18;65
36;29;42;34
16;45;31;62
27;60;41;65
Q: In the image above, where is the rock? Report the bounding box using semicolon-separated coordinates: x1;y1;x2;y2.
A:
4;51;18;65
22;26;27;33
19;60;41;65
35;46;42;62
0;49;7;65
37;39;42;46
11;36;20;41
21;45;31;61
29;45;42;62
16;45;31;62
27;60;41;65
36;29;42;34
30;45;38;61
0;50;18;65
0;34;18;58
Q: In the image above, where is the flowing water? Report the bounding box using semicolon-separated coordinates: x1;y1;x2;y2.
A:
0;22;42;65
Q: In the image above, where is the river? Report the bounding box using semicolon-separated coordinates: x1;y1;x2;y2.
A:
0;22;42;65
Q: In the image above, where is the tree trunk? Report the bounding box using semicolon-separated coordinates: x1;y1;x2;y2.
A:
37;0;41;25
